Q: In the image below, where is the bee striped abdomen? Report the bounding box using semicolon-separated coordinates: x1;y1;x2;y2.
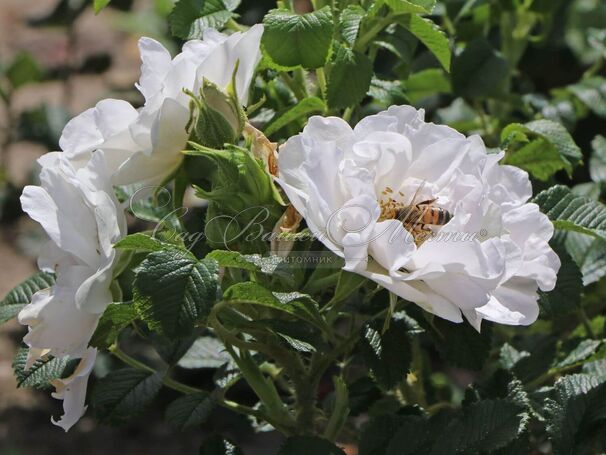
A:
419;205;452;226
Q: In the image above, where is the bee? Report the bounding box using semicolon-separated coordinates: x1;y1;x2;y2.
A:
381;183;453;244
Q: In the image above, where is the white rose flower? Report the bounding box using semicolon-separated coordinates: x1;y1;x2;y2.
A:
19;151;125;430
116;24;264;185
277;106;560;328
56;25;264;186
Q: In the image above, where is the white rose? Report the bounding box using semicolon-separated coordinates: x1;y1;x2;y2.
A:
56;25;264;186
116;24;264;185
19;151;125;430
276;106;560;329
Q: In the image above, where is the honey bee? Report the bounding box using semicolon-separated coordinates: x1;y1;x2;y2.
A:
381;183;453;244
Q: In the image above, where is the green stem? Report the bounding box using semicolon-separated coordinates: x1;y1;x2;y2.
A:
225;344;296;434
316;67;328;100
226;18;245;32
323;376;349;442
578;306;596;339
355;15;393;52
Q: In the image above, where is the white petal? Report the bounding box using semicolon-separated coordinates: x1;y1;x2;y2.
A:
136;37;173;101
51;348;97;431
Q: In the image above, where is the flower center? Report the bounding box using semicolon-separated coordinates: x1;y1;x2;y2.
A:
378;186;436;246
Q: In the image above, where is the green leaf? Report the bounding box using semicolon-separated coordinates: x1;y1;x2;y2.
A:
533;185;606;241
452;38;508;99
279;436;346;455
539;242;582;318
568;76;606;118
359;319;412;389
565;232;606;285
326;43;373;109
398;15;451;72
405;68;451;103
134;250;219;338
499;343;530;370
504;139;571;181
265;97;326;136
545;373;606;454
339;5;366;46
90;303;137;349
113;233;168;253
262;7;334;69
199;434;243;454
206;250;283;273
7;52;43;89
177;336;231;369
429;317;492;370
92;368;163;425
169;0;239;40
12;348;74;390
437;399;527;453
557;339;602;368
502;120;583;175
93;0;111;13
1;271;55;324
223;282;328;332
590;135;606;182
374;0;436;15
166;392;216;430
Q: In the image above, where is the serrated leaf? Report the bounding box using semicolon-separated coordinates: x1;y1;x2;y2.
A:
385;416;431;455
205;250;284;274
398;15;451;71
534;185;606;241
499;343;530;370
359;319;412;389
265;97;326;136
339;5;366;45
1;271;55;324
505;139;571;181
565;232;606;285
279;436;346;455
590;135;606;182
90;303;137;349
545;373;606;454
134;250;219;338
93;0;111;13
12;348;74;390
449;399;527;453
326;44;373;109
92;368;163;424
113;233;168;253
502;120;583;175
373;0;436;15
452;38;508;99
178;336;231;369
557;339;602;368
169;0;239;40
223;282;328;332
166;392;216;430
568;76;606;118
262;7;333;69
150;333;197;365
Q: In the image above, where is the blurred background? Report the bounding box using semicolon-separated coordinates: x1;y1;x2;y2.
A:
1;0;606;453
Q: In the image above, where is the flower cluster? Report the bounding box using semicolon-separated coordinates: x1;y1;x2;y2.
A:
18;26;263;430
